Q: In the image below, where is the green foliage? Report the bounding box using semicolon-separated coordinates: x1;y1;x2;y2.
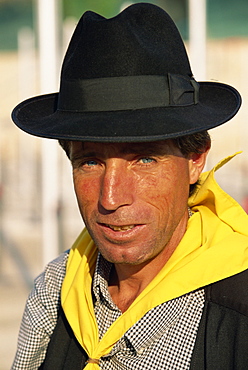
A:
1;0;248;50
0;1;33;50
63;0;124;19
62;0;162;19
207;0;248;38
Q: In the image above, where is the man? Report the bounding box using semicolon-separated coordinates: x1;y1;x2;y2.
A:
11;3;248;369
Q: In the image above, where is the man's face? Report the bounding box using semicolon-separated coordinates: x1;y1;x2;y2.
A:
70;140;204;267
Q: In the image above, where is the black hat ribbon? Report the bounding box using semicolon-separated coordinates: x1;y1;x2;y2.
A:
57;73;199;112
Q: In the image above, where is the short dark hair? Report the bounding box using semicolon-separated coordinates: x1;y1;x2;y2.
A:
172;131;211;195
59;130;211;196
172;131;211;156
59;139;71;159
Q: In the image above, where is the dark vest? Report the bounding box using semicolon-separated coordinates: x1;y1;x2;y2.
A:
39;269;248;369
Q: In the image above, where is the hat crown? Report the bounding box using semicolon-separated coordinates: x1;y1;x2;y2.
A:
11;3;241;143
61;3;192;80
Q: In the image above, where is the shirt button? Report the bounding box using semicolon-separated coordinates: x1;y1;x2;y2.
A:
137;348;145;355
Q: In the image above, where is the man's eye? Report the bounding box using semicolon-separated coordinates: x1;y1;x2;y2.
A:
83;160;98;167
139;157;155;164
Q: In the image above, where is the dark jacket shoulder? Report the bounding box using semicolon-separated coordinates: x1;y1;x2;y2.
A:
190;269;248;370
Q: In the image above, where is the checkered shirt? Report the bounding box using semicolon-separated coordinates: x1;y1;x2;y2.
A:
11;251;69;370
93;254;205;369
11;251;205;369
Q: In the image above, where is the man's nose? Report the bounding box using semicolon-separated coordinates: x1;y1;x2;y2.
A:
99;160;134;211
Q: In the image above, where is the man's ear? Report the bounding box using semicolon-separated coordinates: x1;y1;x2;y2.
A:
188;149;210;184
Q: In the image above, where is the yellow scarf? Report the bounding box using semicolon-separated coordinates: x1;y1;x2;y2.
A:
61;154;248;369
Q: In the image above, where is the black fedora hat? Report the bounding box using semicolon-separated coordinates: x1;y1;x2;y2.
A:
12;2;241;142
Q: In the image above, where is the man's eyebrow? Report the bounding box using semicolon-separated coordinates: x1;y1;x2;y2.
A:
70;141;171;161
70;151;97;161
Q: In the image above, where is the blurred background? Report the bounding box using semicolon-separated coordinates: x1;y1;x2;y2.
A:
0;0;248;368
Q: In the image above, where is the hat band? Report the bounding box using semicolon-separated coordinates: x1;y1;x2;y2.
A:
57;73;199;112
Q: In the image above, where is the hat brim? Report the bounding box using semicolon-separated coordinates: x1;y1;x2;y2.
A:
12;81;241;142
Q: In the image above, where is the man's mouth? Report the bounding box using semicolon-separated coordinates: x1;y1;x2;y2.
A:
105;224;136;232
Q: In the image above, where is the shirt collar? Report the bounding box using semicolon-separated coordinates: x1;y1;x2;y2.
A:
92;252;115;307
109;290;205;356
92;253;204;357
